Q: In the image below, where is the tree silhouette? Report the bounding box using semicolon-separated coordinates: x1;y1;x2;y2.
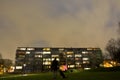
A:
106;38;120;62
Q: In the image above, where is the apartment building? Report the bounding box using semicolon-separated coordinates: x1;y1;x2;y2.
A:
15;47;103;73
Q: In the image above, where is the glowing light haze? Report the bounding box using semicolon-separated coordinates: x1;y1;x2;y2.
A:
0;0;120;60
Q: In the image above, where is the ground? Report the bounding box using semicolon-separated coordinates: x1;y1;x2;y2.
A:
0;71;120;80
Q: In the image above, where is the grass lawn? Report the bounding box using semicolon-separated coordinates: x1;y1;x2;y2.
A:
0;71;120;80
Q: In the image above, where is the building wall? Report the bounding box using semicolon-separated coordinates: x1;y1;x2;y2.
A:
15;47;103;73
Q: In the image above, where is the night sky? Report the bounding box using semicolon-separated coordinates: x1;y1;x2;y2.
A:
0;0;120;61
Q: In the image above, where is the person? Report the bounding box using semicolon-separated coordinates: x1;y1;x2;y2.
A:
59;63;67;79
51;58;59;79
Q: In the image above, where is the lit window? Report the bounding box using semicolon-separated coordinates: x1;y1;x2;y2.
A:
43;48;50;51
43;51;51;54
56;58;59;61
83;61;90;64
19;48;26;50
68;65;75;68
43;58;51;61
51;55;59;57
75;58;81;60
43;62;51;65
35;55;42;58
26;51;30;54
75;62;80;65
67;55;73;57
75;54;82;57
52;58;59;61
66;51;74;54
83;58;89;60
27;48;34;50
16;66;23;69
82;51;88;54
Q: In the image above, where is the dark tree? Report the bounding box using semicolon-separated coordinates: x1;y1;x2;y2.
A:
115;38;120;62
106;38;117;59
3;59;13;68
106;38;120;62
0;59;13;68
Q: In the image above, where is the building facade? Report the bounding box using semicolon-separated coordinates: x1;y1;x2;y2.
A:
15;47;103;73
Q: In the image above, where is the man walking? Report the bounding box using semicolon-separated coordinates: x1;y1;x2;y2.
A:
51;58;59;80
